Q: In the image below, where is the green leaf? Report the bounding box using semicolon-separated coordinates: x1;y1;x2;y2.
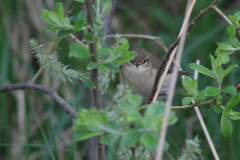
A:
87;62;99;70
140;133;158;152
84;30;94;42
227;25;237;42
214;104;222;113
182;76;198;96
189;63;215;79
228;15;238;25
228;115;240;120
121;130;140;147
221;55;230;64
222;86;237;95
226;93;240;109
73;18;85;32
228;111;240;116
181;92;193;97
100;134;115;145
101;0;112;17
104;62;119;71
75;131;103;141
77;11;87;20
221;114;233;137
57;30;72;39
215;44;238;56
86;79;96;88
210;54;218;74
216;94;222;104
75;0;85;2
41;9;72;31
205;86;220;96
196;89;205;101
145;102;165;121
182;97;193;106
219;65;238;82
56;3;63;21
69;43;90;59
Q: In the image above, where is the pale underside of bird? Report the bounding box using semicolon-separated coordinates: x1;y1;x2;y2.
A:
120;48;191;99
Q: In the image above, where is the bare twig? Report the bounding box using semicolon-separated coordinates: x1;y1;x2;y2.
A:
150;0;221;101
105;34;168;52
0;82;77;118
31;38;58;83
211;6;233;25
69;34;86;47
192;60;220;160
212;5;240;35
155;1;190;159
67;2;80;17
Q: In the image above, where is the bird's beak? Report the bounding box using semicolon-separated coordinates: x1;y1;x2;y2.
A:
135;64;139;67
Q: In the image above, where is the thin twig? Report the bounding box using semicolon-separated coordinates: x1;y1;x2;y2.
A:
172;93;230;109
67;2;80;17
0;82;77;118
212;5;240;35
211;6;233;25
69;34;86;47
31;38;58;83
192;60;220;160
150;0;221;101
105;34;168;52
155;1;190;159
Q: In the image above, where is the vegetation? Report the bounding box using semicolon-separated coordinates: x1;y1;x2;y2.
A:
0;0;240;159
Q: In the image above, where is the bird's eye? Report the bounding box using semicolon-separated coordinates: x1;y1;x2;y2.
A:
143;60;146;63
130;60;133;64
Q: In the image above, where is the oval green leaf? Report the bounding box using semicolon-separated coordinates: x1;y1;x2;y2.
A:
69;43;90;59
226;93;240;109
221;114;233;137
189;63;215;79
182;97;193;106
222;86;237;95
205;86;220;96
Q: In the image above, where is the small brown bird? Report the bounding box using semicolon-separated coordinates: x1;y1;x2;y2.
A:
120;48;191;98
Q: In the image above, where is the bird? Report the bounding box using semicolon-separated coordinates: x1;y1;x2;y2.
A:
120;48;191;99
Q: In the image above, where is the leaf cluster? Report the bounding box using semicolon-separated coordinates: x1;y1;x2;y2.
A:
29;39;95;88
182;12;240;137
73;84;178;158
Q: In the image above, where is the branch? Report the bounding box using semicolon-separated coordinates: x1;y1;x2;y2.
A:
211;5;232;25
0;82;77;118
105;34;168;52
69;34;86;47
85;0;101;110
150;0;220;101
67;2;80;17
31;38;58;83
172;93;230;110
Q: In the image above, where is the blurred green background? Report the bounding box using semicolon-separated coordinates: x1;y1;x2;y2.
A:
0;0;240;159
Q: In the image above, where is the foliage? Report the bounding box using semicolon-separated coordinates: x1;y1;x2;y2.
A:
73;84;178;159
29;38;95;88
178;136;202;160
182;16;240;137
